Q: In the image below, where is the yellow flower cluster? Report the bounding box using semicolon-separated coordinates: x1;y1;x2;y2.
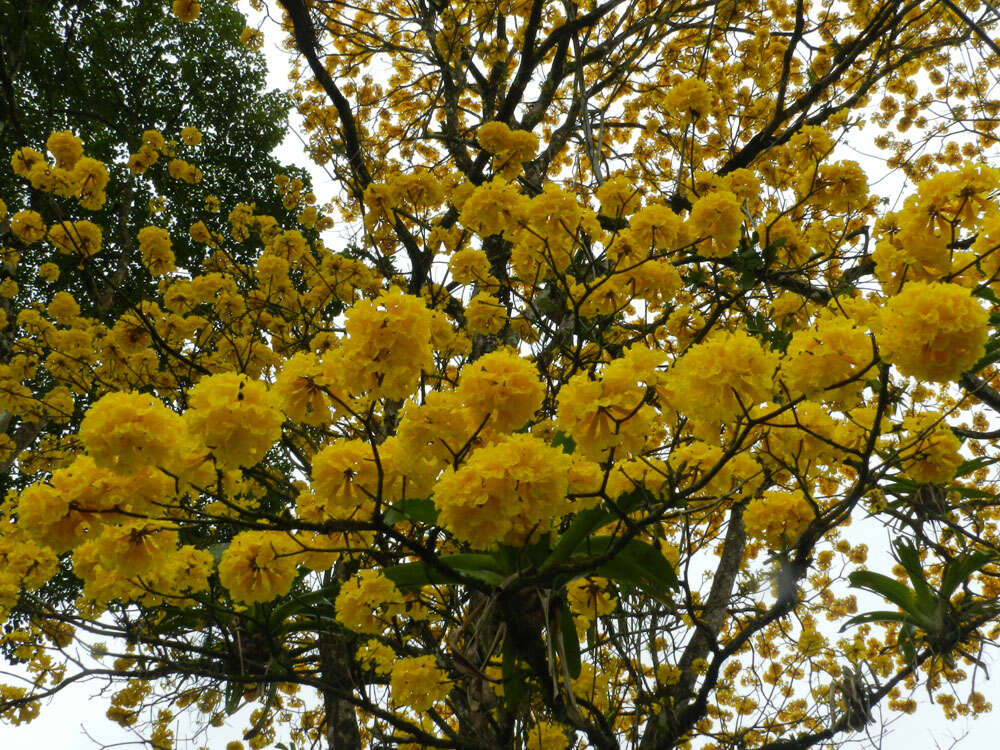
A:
477;121;538;178
566;577;618;623
390;655;452;712
595;174;642;218
15;456;174;553
137;226;176;275
459;178;527;238
9;210;46;244
335;570;405;634
664;77;714;120
668;441;762;500
556;346;664;459
341;287;435;400
184;373;284;468
0;532;59;616
218;531;298;604
465;293;507;335
876;282;988;382
898;412;963;484
781;315;872;404
79;391;186;474
743;489;814;548
128;129;168;174
171;0;201;23
688;190;743;257
167;158;202;184
10;134;109;209
48;220;103;258
455;348;544;432
180;126;202;146
665;331;776;425
307;439;382;521
434;433;572;547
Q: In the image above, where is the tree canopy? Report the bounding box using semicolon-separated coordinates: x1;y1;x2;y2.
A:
2;1;1000;749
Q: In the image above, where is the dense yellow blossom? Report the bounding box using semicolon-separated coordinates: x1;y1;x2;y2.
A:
743;490;814;548
9;211;46;244
79;392;185;474
434;433;572;547
341;287;435;400
455;348;544;432
780;316;873;404
184;373;284;468
48;220;102;257
390;655;452;712
688;190;743;257
898;412;963;484
218;531;298;604
335;570;405;634
876;282;988;382
171;0;200;23
137;226;176;275
664;331;776;425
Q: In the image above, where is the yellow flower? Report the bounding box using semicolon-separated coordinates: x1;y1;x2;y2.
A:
80;391;186;474
48;220;102;257
308;440;381;521
335;570;405;634
688;190;743;257
465;293;507;335
137;226;176;275
38;262;60;282
96;520;179;577
390;655;451;712
341;287;435;400
9;210;46;244
456;348;544;432
743;489;814;548
448;248;492;284
665;77;714;120
459;178;527;238
184;373;284;468
171;0;200;23
434;433;572;547
218;531;298;604
180;126;202;146
898;412;963;484
780;316;873;404
556;346;663;459
876;282;988;382
46;130;83;169
10;147;45;178
664;331;776;425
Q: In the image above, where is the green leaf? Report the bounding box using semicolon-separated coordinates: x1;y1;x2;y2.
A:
973;285;1000;305
224;680;243;715
575;536;680;598
383;554;505;592
542;489;650;570
269;588;337;630
893;542;935;612
940;550;997;600
557;599;582;679
848;571;925;623
953;457;998;479
383;497;439;526
840;610;919;631
551;430;577;455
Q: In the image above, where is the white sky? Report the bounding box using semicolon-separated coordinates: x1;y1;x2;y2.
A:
3;2;1000;748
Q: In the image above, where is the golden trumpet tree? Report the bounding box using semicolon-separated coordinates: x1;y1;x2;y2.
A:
2;0;1000;748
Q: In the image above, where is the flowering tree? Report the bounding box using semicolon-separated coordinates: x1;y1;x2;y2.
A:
2;1;1000;749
